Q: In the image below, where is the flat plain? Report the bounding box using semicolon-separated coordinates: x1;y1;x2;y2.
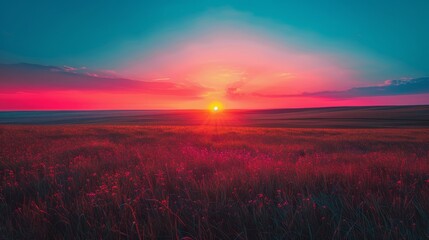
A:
1;106;429;239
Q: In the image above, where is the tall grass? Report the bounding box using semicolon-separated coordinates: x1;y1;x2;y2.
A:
0;126;428;239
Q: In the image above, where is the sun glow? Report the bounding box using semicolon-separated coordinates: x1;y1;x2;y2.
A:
209;102;223;113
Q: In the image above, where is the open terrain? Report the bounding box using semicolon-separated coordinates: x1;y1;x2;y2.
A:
1;125;429;239
1;105;429;128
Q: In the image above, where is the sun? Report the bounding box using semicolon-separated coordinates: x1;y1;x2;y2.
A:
209;101;223;113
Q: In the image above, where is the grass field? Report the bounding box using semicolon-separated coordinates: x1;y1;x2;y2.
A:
1;125;429;239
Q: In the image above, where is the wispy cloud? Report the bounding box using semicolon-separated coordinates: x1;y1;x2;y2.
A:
254;77;429;99
225;80;247;100
0;63;209;98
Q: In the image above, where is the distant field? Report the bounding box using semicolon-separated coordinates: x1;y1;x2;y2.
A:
1;105;429;128
1;125;428;239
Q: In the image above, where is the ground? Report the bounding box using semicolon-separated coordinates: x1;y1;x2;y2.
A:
1;125;429;239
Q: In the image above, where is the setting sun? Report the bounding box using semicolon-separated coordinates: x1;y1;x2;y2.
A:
209;101;223;113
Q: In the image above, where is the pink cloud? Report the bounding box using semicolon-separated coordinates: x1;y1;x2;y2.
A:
0;63;208;97
120;18;365;109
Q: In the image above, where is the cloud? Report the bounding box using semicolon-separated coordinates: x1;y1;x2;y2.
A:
0;63;208;98
53;65;118;78
225;80;247;99
254;77;429;99
225;87;242;99
119;8;377;100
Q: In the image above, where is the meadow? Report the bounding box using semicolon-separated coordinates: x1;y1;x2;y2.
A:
1;125;428;239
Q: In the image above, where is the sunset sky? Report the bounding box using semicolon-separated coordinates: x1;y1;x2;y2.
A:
0;0;428;110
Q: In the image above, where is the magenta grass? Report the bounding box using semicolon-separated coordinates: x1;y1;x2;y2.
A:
1;126;429;239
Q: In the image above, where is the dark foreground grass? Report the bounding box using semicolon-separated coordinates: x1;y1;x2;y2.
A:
0;125;428;239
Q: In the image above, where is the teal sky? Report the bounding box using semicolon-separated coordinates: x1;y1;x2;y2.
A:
1;0;428;75
0;0;428;110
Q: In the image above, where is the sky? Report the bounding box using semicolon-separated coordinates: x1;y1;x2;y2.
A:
0;0;428;110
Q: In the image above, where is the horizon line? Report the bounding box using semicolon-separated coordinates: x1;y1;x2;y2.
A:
1;104;428;112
